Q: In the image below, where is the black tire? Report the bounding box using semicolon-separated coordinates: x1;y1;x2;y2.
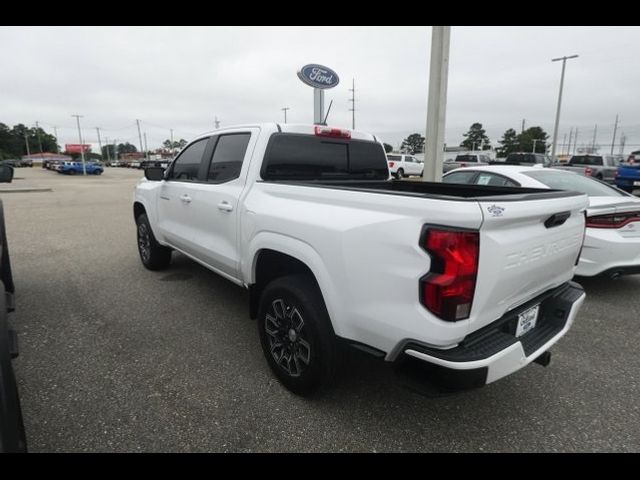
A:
135;213;172;270
67;169;75;175
396;168;404;179
0;283;27;453
94;169;102;175
257;274;341;396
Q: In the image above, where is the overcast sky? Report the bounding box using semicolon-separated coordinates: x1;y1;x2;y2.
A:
1;26;639;154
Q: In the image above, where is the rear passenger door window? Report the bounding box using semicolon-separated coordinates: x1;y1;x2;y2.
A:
168;138;209;181
206;133;251;183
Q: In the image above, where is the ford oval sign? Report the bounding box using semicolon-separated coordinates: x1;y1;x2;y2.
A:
297;64;340;89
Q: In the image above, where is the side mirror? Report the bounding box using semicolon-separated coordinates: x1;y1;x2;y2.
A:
0;164;14;183
144;167;165;181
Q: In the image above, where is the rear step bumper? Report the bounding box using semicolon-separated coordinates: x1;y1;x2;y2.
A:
395;282;585;390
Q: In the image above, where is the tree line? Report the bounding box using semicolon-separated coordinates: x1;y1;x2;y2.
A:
398;123;550;157
1;121;188;161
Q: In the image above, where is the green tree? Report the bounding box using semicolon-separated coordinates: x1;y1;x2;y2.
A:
517;126;548;154
117;142;137;154
383;142;393;153
162;139;188;150
460;123;491;150
401;133;425;154
0;123;59;159
102;144;121;159
497;128;519;157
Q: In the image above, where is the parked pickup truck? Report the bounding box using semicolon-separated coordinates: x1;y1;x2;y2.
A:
442;153;491;173
58;161;104;175
133;123;588;395
615;162;640;193
554;155;618;184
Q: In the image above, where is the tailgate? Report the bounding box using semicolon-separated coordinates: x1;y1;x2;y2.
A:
469;192;588;333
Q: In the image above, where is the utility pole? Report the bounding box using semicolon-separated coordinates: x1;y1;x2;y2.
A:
136;119;144;158
591;124;597;152
532;139;544;153
104;136;111;163
71;114;87;175
34;121;43;153
113;138;118;161
214;116;220;129
521;119;525;134
574;127;579;154
24;133;31;157
281;107;290;123
620;133;626;155
562;134;567;156
53;126;59;153
96;127;104;161
35;120;45;165
550;54;579;161
611;114;619;155
423;26;451;182
143;132;149;160
567;128;573;156
348;78;356;129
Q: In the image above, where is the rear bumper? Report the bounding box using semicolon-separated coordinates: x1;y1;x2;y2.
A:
394;282;585;390
576;228;640;277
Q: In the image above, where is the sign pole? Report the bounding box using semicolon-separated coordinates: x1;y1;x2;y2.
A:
298;64;338;126
314;88;324;125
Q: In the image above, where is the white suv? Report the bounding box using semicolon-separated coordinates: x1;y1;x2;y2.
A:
387;154;423;179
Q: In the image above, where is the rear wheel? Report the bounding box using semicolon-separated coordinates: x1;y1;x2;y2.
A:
68;169;76;175
135;213;172;270
396;168;404;179
257;274;341;396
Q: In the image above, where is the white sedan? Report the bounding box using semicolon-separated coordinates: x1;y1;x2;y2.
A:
443;165;640;278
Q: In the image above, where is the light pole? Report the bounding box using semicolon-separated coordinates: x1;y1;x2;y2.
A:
550;54;578;162
71;114;87;175
423;26;451;182
532;139;545;153
281;107;290;123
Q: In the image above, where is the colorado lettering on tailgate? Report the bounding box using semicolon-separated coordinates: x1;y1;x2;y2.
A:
505;233;582;270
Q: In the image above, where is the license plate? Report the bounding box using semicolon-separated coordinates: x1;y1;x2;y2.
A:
516;304;539;337
633;181;640;186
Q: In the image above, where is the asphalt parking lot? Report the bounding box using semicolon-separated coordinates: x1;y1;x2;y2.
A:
3;167;640;452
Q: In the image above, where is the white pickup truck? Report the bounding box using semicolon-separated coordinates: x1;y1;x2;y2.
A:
133;123;588;395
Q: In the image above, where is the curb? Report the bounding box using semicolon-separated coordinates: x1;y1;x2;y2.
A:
0;188;53;193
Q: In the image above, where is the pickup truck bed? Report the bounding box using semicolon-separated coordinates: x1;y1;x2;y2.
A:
134;123;588;395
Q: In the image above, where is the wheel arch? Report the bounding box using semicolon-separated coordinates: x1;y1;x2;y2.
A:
246;237;340;334
133;201;146;221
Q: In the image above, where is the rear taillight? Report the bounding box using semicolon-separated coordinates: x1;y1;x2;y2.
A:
314;126;351;139
585;167;593;176
420;228;479;322
388;161;395;168
586;211;640;229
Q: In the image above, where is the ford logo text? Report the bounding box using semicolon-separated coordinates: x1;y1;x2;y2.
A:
297;64;340;89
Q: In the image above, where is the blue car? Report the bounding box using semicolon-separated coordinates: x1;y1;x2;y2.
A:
615;162;640;193
58;161;103;175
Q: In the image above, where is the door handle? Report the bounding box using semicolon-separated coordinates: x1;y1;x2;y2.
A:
217;201;233;212
180;194;192;204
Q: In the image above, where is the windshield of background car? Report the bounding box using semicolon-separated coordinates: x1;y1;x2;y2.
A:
524;170;626;197
262;134;389;181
